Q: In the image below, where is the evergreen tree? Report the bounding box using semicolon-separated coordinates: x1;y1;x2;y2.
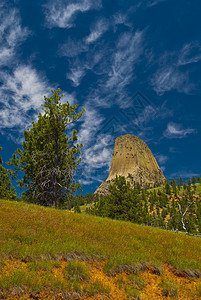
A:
157;189;162;196
179;177;183;186
169;198;178;230
9;89;85;207
91;176;143;223
161;208;167;220
171;179;177;195
0;147;16;200
149;192;154;212
165;179;171;194
192;176;196;185
197;175;201;184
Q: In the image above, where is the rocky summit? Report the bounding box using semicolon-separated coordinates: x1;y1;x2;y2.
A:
95;134;166;195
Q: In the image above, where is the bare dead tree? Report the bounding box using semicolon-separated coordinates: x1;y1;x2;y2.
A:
178;199;195;233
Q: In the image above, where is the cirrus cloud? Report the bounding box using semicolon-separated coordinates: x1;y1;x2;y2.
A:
0;5;30;67
44;0;102;29
164;122;195;139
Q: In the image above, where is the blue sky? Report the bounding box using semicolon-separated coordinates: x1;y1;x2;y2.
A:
0;0;201;195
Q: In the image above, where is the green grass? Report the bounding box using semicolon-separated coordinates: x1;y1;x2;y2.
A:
85;279;111;296
148;182;201;195
159;276;178;298
79;203;93;212
64;260;90;281
0;199;201;275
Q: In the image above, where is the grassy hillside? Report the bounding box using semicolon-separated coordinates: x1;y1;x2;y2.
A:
149;182;201;194
0;199;201;299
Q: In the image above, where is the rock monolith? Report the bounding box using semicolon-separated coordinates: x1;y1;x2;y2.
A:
95;134;166;195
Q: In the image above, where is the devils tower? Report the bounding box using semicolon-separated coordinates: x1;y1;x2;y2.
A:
95;134;166;195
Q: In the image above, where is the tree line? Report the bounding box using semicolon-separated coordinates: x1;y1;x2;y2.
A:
86;175;201;234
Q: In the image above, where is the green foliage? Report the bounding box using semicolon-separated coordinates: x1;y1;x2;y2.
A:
165;179;171;194
192;176;196;185
90;176;143;223
74;205;81;213
8;89;85;207
86;175;201;234
171;179;177;195
0;147;16;200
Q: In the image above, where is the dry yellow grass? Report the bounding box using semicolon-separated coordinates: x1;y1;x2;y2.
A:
0;258;200;299
0;199;201;299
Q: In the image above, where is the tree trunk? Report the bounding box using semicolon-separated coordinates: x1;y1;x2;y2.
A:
53;125;59;208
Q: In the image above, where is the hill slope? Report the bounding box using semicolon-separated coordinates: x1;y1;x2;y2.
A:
0;200;201;299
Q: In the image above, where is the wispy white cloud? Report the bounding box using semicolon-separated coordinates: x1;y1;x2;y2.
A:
156;154;168;164
59;37;88;58
151;42;201;95
77;30;144;109
170;170;199;179
164;122;195;139
84;144;112;169
85;17;109;44
79;178;95;186
0;66;52;132
97;30;144;106
80;138;113;184
44;0;102;29
0;6;30;66
178;42;201;66
127;100;173;141
77;107;115;183
154;153;168;174
58;12;135;88
66;46;106;86
0;65;77;142
146;0;167;7
112;12;129;27
151;66;189;95
135;0;167;10
0;65;77;126
78;106;105;146
66;65;86;87
132;105;158;129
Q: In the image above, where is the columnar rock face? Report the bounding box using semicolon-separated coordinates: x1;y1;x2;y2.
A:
95;134;166;195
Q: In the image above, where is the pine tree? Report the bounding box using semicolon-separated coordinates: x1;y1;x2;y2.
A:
192;176;196;185
9;89;85;207
165;179;171;194
171;179;177;195
179;177;183;186
92;176;143;223
0;147;16;200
